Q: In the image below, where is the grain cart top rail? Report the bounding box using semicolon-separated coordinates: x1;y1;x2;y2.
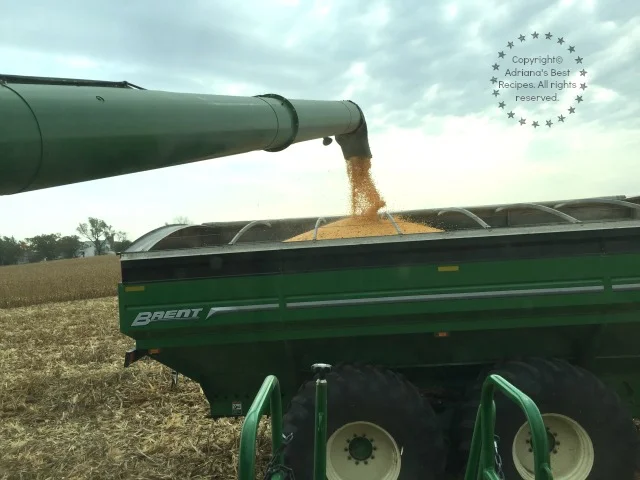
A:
0;73;371;195
118;193;640;290
121;194;640;257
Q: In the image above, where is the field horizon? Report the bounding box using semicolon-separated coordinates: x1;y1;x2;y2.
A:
0;256;121;309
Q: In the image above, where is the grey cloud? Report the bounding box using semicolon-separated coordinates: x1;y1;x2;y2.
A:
1;1;322;89
342;0;639;130
2;0;639;134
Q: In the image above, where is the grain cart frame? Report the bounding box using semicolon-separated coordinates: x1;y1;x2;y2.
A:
119;196;640;479
2;73;639;479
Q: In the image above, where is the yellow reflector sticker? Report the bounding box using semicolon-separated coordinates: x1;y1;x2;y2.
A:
437;266;459;272
125;285;145;292
149;349;160;354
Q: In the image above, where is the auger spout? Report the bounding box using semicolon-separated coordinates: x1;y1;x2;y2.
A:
0;74;371;195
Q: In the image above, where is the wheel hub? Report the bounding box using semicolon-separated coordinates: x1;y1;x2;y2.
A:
524;427;559;454
326;421;402;480
347;434;375;463
546;429;557;453
512;413;594;480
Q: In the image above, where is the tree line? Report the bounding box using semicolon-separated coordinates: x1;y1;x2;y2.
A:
0;217;133;266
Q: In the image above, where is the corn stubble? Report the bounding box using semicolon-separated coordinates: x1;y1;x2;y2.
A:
0;297;273;479
286;156;442;242
0;257;271;479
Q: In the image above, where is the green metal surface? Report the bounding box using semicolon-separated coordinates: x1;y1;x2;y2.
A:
119;248;640;417
237;367;329;480
0;74;365;195
119;253;640;344
118;196;640;423
239;371;550;480
237;375;284;480
463;374;553;480
313;376;329;480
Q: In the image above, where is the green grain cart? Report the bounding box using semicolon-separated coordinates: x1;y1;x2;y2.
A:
2;74;638;480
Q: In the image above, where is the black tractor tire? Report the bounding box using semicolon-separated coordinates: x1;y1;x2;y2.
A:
282;364;446;480
451;357;638;479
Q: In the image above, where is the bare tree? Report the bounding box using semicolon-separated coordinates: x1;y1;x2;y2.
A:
106;231;133;253
77;217;114;256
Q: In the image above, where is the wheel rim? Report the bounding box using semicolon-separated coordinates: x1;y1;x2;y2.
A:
512;413;594;480
326;421;402;480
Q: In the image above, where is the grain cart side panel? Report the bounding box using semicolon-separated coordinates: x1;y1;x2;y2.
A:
118;275;297;417
120;253;640;345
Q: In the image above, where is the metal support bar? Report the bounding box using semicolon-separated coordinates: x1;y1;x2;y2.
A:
0;73;144;89
496;203;580;224
437;208;491;229
554;198;640;211
229;220;272;245
463;374;553;480
380;212;403;234
237;375;284;480
312;363;331;480
237;364;331;480
123;347;148;367
313;218;327;240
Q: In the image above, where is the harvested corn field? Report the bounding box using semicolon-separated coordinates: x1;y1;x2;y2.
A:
0;255;121;308
0;296;272;479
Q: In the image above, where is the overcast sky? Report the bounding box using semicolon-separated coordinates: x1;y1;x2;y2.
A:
1;0;639;241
